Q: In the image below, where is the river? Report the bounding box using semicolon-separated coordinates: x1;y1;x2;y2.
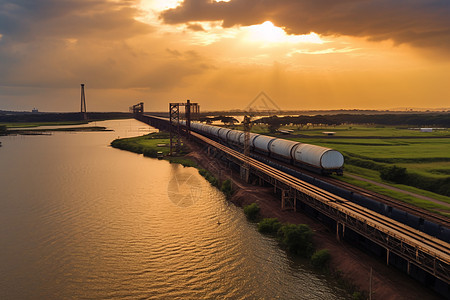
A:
0;119;348;299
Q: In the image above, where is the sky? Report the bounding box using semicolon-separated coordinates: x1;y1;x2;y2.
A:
0;0;449;112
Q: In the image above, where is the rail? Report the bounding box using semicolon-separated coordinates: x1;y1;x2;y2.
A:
190;130;450;283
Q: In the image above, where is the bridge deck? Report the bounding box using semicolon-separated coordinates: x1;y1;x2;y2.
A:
140;114;450;284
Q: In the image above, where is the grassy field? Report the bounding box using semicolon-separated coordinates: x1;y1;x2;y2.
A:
246;124;450;214
248;124;450;137
110;132;197;167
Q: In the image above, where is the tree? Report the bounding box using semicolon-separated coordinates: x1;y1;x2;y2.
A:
266;116;282;133
278;223;314;257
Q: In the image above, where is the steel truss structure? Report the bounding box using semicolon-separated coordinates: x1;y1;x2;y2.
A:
169;100;199;155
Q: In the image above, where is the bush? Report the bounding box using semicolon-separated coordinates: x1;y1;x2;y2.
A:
380;165;407;183
277;223;315;257
352;291;364;300
143;148;158;158
243;203;260;221
198;169;219;188
221;179;233;198
258;218;282;234
0;125;6;133
311;249;331;269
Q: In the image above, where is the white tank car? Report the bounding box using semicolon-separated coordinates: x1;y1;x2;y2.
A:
238;132;260;147
209;125;221;137
201;125;215;135
186;122;344;175
293;144;344;171
269;139;300;159
253;135;277;153
218;128;232;141
227;130;244;145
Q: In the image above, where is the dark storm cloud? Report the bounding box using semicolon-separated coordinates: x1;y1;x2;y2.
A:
0;0;149;41
0;0;156;89
160;0;450;51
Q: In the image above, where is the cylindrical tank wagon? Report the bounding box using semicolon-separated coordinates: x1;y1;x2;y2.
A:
270;139;300;160
184;121;344;175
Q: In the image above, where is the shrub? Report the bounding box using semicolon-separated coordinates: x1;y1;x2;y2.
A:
258;218;282;234
143;148;158;158
380;165;407;183
243;203;260;221
198;169;219;188
277;223;314;257
0;125;6;133
221;179;233;199
311;249;331;269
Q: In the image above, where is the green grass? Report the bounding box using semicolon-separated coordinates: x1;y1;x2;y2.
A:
333;165;450;216
279;125;450;137
111;132;196;166
111;132;171;156
264;124;450;204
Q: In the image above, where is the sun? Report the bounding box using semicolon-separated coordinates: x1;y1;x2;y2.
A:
244;21;324;45
139;0;184;12
246;21;286;43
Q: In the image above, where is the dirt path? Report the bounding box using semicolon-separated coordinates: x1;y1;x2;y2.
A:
184;142;442;300
346;173;450;207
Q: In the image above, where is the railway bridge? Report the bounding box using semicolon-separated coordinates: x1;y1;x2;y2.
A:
133;109;450;295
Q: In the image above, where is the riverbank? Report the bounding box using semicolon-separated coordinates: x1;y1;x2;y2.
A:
110;133;442;299
182;140;441;300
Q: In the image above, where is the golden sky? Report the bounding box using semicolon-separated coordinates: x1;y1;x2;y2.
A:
0;0;449;112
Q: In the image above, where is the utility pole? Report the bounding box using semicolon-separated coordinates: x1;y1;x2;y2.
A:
80;84;87;120
240;115;252;182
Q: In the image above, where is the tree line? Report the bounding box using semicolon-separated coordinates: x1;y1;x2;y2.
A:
253;113;450;127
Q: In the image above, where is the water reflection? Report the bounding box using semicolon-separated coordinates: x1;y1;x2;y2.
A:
0;119;348;299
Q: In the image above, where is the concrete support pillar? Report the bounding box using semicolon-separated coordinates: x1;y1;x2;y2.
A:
386;249;390;265
407;261;410;275
294;194;297;212
240;165;249;183
336;222;341;241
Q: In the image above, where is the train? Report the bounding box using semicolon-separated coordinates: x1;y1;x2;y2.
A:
181;120;344;175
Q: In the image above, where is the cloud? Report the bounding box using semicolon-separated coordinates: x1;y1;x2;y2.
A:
160;0;450;52
0;1;213;87
0;0;150;41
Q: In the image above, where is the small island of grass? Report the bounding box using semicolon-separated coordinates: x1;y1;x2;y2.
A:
110;131;197;167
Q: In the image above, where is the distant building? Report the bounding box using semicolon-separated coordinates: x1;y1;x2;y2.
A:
420;128;433;132
32;108;39;113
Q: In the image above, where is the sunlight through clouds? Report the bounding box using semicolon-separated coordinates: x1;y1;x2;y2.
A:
243;21;324;45
140;0;183;12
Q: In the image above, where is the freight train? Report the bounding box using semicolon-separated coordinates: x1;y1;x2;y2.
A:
181;121;344;175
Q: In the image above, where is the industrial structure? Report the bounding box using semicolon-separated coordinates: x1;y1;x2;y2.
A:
130;103;450;296
168;100;199;155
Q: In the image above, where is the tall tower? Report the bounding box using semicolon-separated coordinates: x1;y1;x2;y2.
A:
80;83;87;120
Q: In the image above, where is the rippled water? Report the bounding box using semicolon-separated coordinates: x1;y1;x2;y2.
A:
0;119;348;299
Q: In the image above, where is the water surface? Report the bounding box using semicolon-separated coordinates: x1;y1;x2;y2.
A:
0;119;348;299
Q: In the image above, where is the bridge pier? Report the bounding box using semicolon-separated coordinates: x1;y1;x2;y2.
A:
240;165;250;183
281;189;296;211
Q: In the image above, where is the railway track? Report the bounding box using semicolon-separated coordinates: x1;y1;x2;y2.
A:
323;176;450;227
191;131;450;265
247;151;450;229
